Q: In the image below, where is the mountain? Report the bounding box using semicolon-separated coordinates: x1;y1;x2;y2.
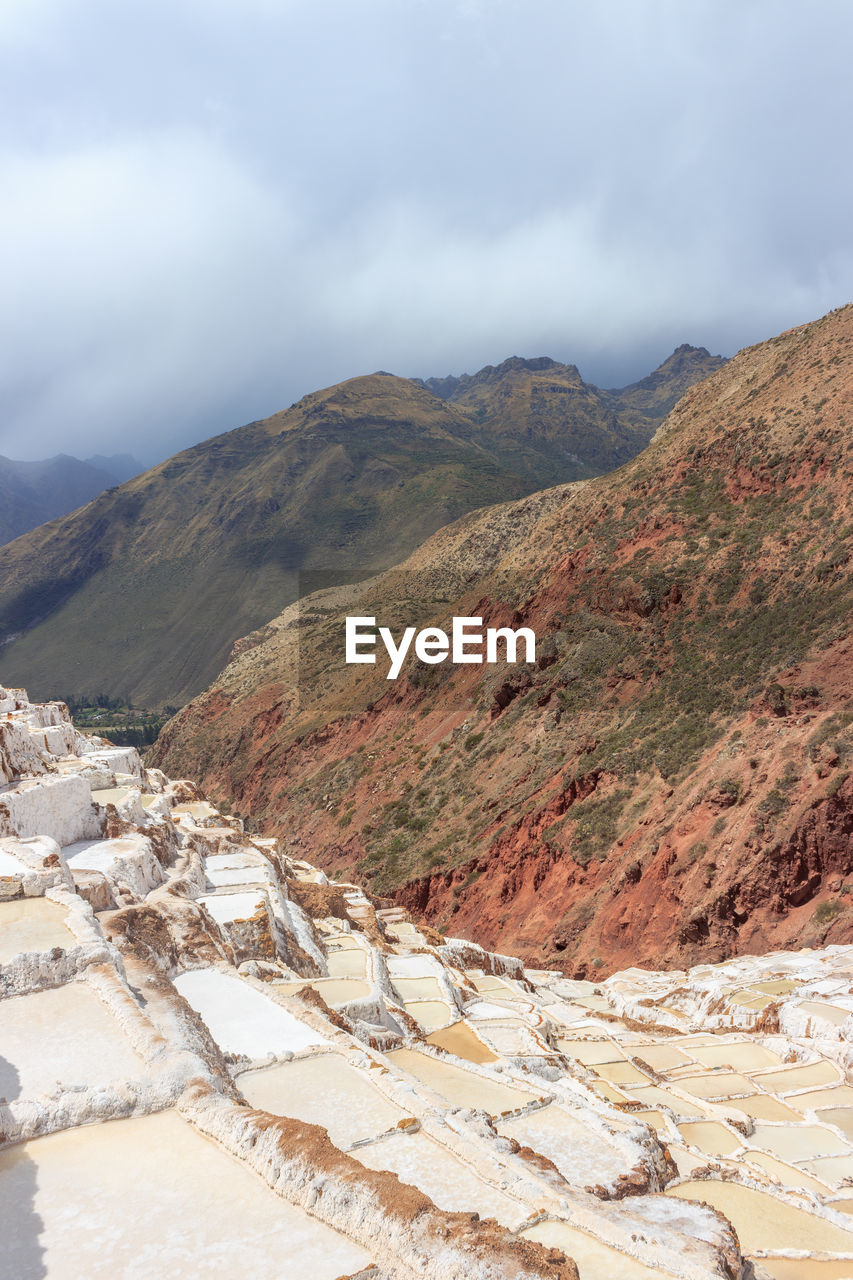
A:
0;347;720;709
151;305;853;976
0;453;137;546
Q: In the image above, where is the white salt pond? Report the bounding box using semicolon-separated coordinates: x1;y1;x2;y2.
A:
0;898;74;962
0;1110;372;1279
198;891;265;925
522;1220;673;1280
388;1047;537;1114
352;1132;528;1228
391;975;445;1002
174;968;328;1058
0;982;144;1099
498;1104;628;1186
666;1180;853;1253
238;1054;406;1145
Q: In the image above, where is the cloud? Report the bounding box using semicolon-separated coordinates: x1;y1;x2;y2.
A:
1;0;852;460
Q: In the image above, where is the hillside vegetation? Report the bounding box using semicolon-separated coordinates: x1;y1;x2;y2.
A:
152;306;853;975
0;348;720;707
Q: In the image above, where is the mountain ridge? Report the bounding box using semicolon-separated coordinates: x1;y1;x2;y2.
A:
0;345;722;707
150;305;853;975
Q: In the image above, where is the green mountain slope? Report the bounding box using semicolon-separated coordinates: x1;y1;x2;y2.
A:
0;348;722;708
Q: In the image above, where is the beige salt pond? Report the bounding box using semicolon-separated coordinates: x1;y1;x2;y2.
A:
238;1054;406;1145
801;1155;853;1187
352;1131;528;1228
677;1072;757;1100
690;1041;782;1072
678;1121;742;1157
725;1095;803;1123
0;981;145;1099
522;1219;672;1280
797;1087;853;1112
388;1047;537;1114
751;1122;848;1162
0;1110;372;1279
759;1061;842;1093
759;1260;853;1279
557;1038;626;1066
403;999;455;1031
325;947;367;978
594;1061;650;1087
425;1021;497;1063
632;1043;693;1072
0;898;74;962
310;977;371;1006
799;1002;853;1028
744;1151;834;1194
820;1110;853;1142
623;1084;705;1117
667;1180;853;1253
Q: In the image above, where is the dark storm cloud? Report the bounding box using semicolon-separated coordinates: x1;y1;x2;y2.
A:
1;0;851;462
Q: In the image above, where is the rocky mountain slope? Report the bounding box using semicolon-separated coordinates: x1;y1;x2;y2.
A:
0;348;721;709
7;682;853;1277
0;452;139;545
152;306;853;977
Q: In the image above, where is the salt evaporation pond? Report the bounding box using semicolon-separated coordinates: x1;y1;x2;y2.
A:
759;1061;842;1092
174;967;329;1058
0;982;144;1098
759;1259;853;1279
522;1219;672;1280
0;1111;372;1279
678;1121;742;1157
238;1054;406;1145
498;1104;627;1186
0;898;74;962
690;1041;782;1071
559;1039;626;1065
389;1047;537;1114
425;1021;497;1063
352;1131;528;1228
751;1122;848;1162
403;998;454;1031
667;1180;853;1252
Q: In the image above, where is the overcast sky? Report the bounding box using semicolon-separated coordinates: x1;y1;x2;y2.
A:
1;0;851;464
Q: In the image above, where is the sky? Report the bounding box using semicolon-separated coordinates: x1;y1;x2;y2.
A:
1;0;852;465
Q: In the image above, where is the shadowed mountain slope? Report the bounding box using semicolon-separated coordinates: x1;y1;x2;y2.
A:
0;348;720;708
152;306;853;975
0;453;134;545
